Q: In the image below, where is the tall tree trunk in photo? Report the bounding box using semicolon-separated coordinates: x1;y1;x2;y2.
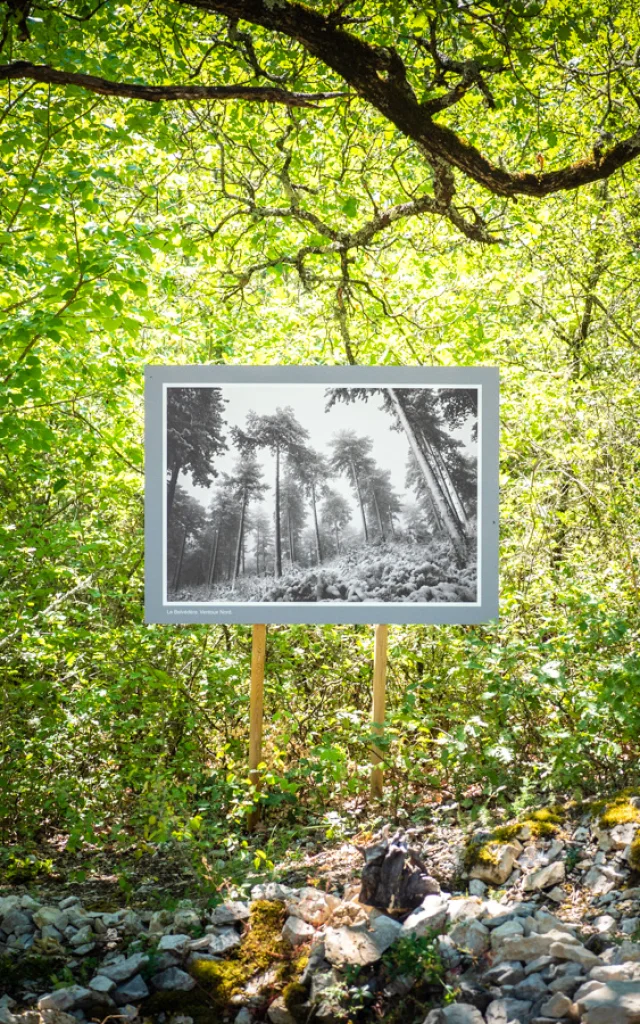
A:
432;446;469;527
274;445;282;578
350;458;369;542
255;524;261;575
286;494;295;564
232;489;247;590
420;429;467;529
372;489;385;540
388;506;396;538
207;529;219;594
173;527;187;590
311;482;323;564
167;460;180;519
386;388;466;561
241;536;245;576
334;525;341;554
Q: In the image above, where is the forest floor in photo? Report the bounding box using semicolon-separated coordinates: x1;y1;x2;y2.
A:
172;539;478;604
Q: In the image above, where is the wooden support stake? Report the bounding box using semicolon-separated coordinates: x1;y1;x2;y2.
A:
248;623;267;830
370;623;388;799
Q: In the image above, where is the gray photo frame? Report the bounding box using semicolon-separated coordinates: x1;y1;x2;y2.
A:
145;365;499;625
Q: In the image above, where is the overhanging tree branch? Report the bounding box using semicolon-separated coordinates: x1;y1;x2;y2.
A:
0;60;346;107
179;0;640;198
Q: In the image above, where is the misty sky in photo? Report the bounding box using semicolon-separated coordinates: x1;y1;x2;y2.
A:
176;384;478;525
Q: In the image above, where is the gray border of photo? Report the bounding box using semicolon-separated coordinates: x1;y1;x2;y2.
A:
145;365;499;624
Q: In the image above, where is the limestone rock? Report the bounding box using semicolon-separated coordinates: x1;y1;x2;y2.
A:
469;844;520;886
209;901;250;926
539;991;573;1017
114;975;149;1005
324;912;401;967
157;933;191;955
549;940;603;969
151;967;196;991
523;861;565;892
484;997;532;1023
449;919;490;958
573;980;640;1022
98;953;149;983
207;928;241;955
267;998;296;1024
37;989;91;1013
402;895;449;938
282;916;315;947
439;1006;485;1023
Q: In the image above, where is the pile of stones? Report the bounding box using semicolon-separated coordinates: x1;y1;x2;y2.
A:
1;798;640;1024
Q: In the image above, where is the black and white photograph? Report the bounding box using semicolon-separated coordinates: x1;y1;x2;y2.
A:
164;383;479;607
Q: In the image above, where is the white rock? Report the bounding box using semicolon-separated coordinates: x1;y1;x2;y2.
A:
594;915;619;934
282;916;315;947
267;998;296;1024
151;967;196;991
469;843;520;885
157;933;191;955
549;940;603;969
324;913;401;967
402;895;448;938
148;909;173;935
523;861;565;892
207;928;241;955
573;980;640;1022
209;901;250;926
490;917;525;954
114;974;149;1003
440;1006;485;1023
539;991;573;1017
251;882;297;901
591;964;640;983
468;879;487;898
611;823;640;850
32;907;68;931
88;976;116;995
448;898;485;924
37;987;91;1012
449;919;490;957
98;953;149;983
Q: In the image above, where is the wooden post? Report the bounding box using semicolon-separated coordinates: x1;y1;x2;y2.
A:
248;624;267;829
370;624;388;799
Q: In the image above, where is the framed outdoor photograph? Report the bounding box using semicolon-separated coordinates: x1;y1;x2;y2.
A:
145;366;499;624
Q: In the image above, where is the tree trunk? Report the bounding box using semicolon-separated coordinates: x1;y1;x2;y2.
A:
311;482;323;564
334;525;340;554
167;460;180;520
173;527;187;591
371;489;385;540
388;507;396;538
274;445;282;578
232;490;247;590
207;528;219;594
286;494;294;564
350;458;369;542
386;388;466;561
433;447;469;527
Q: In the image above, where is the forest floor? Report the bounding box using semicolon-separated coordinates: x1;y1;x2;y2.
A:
4;791;640;1023
174;539;477;604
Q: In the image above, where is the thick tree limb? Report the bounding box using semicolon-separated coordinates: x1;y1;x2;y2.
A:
180;0;640;198
0;60;345;107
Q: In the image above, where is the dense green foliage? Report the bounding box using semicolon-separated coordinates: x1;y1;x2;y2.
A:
1;1;640;877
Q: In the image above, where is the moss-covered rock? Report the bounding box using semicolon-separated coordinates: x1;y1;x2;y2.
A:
595;789;640;829
463;804;566;873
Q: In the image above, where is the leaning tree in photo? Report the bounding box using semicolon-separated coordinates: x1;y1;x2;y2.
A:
166;388;228;520
329;431;375;544
234;407;310;578
328;387;468;561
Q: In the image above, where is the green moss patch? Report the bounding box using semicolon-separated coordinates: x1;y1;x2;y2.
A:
629;833;640;873
595;789;640;829
463;805;566;872
187;900;308;1013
